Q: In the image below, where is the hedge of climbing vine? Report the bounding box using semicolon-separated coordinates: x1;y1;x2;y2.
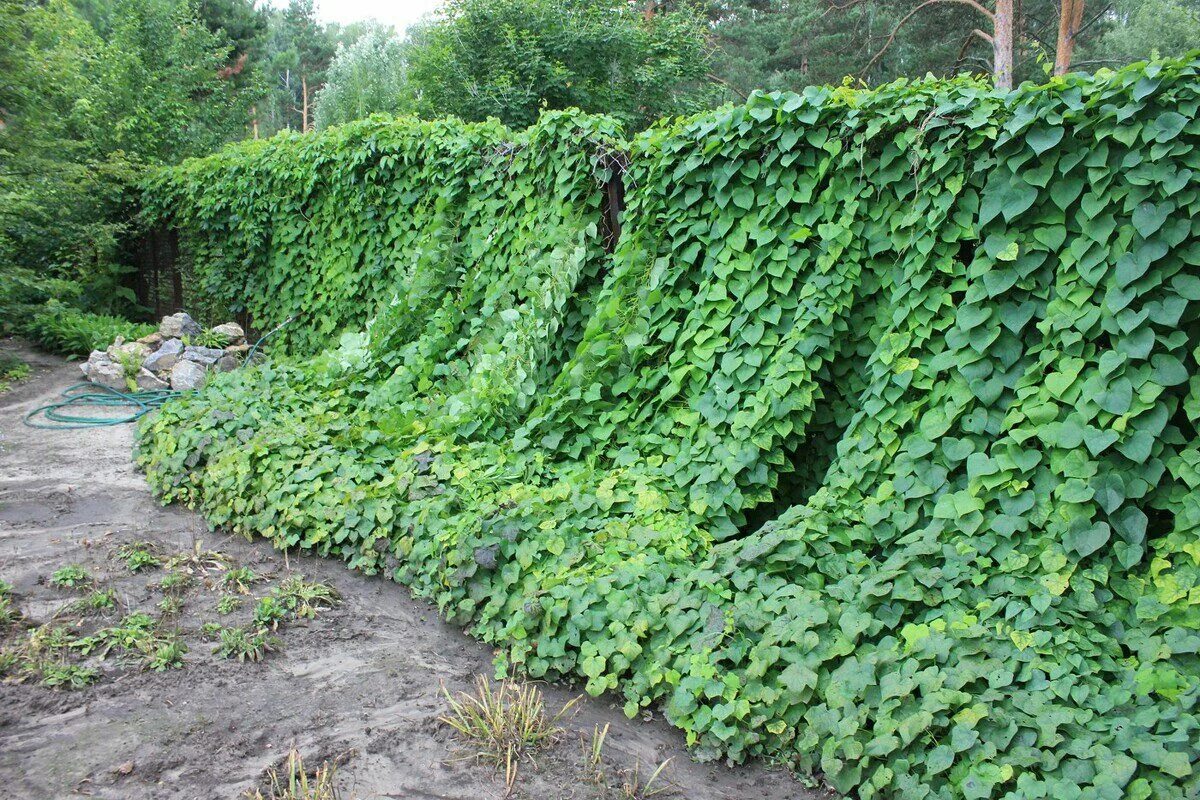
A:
142;111;620;354
137;57;1200;800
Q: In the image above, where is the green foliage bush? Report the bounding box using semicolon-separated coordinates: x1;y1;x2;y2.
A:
16;301;155;357
403;0;715;130
137;57;1200;799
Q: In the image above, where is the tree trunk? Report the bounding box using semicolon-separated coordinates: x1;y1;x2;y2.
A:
301;75;309;133
1053;0;1085;75
251;105;259;139
994;0;1014;89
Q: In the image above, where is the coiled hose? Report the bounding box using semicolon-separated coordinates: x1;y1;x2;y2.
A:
22;316;293;429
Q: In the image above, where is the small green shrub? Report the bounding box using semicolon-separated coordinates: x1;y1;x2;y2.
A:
271;576;340;620
73;612;157;658
222;566;260;594
216;595;242;614
214;626;280;662
0;595;18;627
252;596;287;630
157;595;184;615
158;571;191;594
0;581;17;627
40;662;99;689
49;565;91;589
183;329;227;349
142;636;187;671
0;357;31;393
73;588;118;614
116;542;161;573
18;300;154;357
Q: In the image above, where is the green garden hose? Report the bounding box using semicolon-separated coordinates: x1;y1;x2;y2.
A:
23;383;179;429
22;315;295;429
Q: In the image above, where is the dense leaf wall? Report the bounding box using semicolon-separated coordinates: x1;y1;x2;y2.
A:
138;58;1200;800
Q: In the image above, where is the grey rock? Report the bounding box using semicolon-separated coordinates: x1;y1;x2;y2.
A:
134;369;170;391
81;350;108;378
183;346;225;366
169;360;208;391
107;341;149;363
88;359;128;391
136;332;164;350
215;355;239;373
209;322;245;344
158;312;201;338
143;338;183;372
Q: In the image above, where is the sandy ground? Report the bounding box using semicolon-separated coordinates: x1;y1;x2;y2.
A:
0;340;824;800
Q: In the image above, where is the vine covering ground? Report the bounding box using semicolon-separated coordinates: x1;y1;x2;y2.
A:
137;58;1200;799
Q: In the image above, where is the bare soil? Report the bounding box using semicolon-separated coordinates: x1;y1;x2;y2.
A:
0;340;824;800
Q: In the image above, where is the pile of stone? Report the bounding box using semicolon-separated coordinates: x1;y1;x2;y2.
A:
81;312;250;392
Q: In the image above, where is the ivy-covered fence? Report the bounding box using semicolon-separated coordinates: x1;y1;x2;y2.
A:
138;57;1200;800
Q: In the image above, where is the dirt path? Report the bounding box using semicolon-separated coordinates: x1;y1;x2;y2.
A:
0;341;819;800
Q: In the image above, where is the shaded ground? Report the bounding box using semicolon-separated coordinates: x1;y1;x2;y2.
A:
0;340;824;800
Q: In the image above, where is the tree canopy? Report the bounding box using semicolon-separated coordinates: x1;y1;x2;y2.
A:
1;0;1197;322
404;0;715;129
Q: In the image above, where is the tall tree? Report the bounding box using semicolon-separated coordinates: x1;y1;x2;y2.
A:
253;0;338;135
0;0;251;309
708;0;1198;97
405;0;715;129
312;24;411;130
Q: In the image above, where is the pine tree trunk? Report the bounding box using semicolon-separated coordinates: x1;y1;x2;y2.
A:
994;0;1014;89
1053;0;1086;75
301;75;309;134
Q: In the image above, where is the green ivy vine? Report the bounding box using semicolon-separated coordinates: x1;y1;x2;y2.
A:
137;57;1200;800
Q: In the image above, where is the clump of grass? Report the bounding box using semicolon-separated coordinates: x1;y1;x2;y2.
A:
223;566;261;595
159;571;191;594
183;329;227;349
0;581;20;627
216;594;242;615
581;723;609;785
440;676;579;791
39;662;98;689
244;749;341;800
10;625;97;689
73;587;118;614
73;611;186;671
0;357;31;393
116;541;161;573
73;612;156;658
142;635;187;671
620;760;674;799
273;576;340;620
214;626;280;662
253;596;287;630
0;596;17;627
0;647;23;677
165;542;229;576
28;623;76;656
158;595;185;616
49;564;91;589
